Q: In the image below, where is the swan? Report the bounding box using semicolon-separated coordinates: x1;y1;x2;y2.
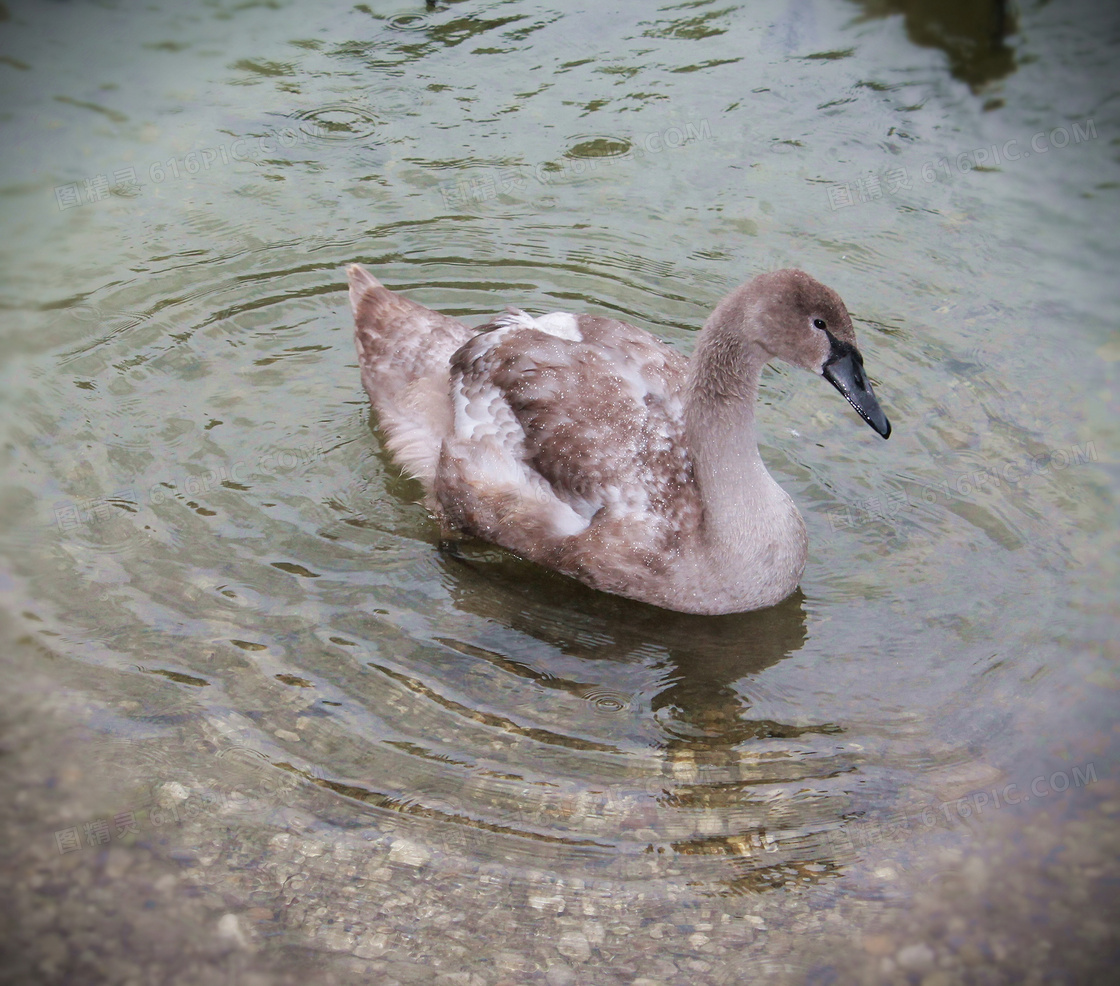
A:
348;264;890;614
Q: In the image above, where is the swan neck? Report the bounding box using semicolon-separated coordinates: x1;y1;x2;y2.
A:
684;321;778;541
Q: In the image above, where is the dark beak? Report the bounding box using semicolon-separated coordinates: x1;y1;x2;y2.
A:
822;336;891;439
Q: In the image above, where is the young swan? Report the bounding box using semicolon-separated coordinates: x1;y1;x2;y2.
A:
348;265;890;615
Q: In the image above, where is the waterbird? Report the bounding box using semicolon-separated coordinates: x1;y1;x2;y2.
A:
348;264;890;614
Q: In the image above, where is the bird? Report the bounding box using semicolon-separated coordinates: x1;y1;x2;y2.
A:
347;264;890;615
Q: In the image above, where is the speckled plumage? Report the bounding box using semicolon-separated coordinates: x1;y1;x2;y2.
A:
348;264;889;614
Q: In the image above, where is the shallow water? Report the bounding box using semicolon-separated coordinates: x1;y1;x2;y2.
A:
1;0;1118;983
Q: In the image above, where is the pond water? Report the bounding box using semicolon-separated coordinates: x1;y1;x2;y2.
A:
1;0;1118;983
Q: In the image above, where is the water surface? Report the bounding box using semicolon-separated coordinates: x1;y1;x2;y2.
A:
1;0;1118;983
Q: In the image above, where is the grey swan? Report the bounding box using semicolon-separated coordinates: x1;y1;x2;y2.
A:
347;264;890;615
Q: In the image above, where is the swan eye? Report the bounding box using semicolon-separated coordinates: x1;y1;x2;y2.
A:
813;318;827;330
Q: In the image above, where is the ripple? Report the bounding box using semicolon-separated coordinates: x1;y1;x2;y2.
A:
58;508;154;556
215;745;271;768
56;306;151;364
386;11;433;33
15;237;1015;905
395;790;489;852
580;687;633;715
292;103;380;143
564;134;633;159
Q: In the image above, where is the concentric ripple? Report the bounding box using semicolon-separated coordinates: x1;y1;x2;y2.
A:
11;234;902;895
292;103;380;142
9;200;1075;908
385;11;433;33
563;134;633;159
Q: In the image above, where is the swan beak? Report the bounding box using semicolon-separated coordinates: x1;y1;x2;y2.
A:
823;341;891;439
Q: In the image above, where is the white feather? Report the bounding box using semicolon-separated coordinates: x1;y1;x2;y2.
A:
493;309;582;342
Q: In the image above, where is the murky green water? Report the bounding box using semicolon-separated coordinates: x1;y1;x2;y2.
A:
2;0;1118;983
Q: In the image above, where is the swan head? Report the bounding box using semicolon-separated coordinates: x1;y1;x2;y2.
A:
726;269;891;439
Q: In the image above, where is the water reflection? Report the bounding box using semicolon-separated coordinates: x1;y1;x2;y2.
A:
441;543;814;737
339;543;862;893
857;0;1017;89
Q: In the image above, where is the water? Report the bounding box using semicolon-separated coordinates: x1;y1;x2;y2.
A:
2;0;1118;983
